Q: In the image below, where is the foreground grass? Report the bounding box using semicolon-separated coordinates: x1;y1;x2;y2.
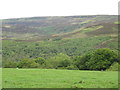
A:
0;68;2;89
2;68;118;88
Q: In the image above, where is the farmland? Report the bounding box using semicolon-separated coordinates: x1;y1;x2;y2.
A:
2;68;118;88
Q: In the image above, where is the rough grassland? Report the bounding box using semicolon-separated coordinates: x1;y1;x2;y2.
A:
2;68;118;88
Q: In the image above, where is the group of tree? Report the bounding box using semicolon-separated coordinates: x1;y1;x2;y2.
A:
3;48;119;71
74;48;119;70
3;36;114;63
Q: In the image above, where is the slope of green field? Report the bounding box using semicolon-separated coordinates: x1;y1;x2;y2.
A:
2;68;118;88
2;35;115;62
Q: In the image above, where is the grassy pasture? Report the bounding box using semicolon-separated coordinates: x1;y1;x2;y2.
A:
2;68;118;88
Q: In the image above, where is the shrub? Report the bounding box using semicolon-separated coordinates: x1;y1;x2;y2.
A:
66;65;78;70
46;53;71;68
3;61;18;68
107;62;119;71
58;59;71;67
34;57;45;65
18;58;39;68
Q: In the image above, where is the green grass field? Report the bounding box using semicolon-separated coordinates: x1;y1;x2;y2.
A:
2;68;118;88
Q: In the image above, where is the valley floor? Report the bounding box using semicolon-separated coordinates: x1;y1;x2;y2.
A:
2;68;118;88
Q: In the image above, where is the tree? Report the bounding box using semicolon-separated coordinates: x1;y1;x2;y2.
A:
75;48;118;70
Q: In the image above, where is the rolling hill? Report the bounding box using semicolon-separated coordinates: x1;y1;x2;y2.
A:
2;15;118;40
2;15;119;66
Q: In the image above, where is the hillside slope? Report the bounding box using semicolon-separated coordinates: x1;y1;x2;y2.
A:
2;15;119;63
2;15;118;40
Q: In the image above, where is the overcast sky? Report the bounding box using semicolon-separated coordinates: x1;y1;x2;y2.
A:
0;0;119;19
